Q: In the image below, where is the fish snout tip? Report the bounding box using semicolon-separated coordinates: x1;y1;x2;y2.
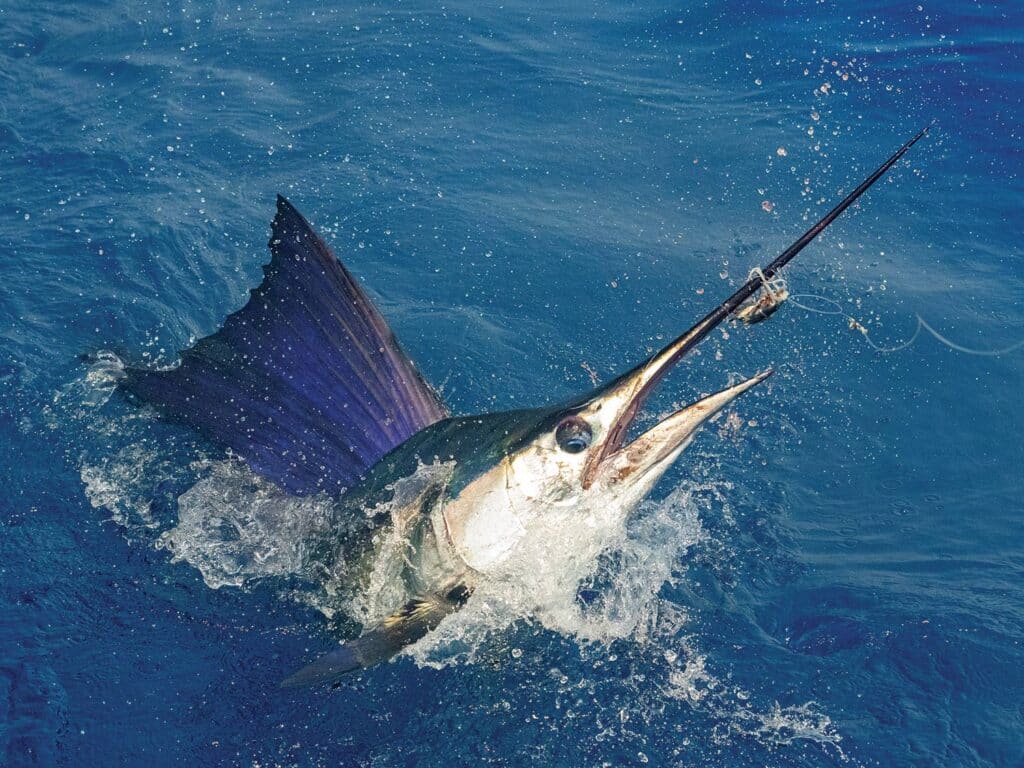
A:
740;367;774;391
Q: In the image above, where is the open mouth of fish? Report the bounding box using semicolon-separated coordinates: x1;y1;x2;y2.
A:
579;124;933;488
579;328;773;490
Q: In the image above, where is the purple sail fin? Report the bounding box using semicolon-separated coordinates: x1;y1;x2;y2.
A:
122;196;447;495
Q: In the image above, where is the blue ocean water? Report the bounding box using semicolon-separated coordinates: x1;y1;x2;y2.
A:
2;1;1022;765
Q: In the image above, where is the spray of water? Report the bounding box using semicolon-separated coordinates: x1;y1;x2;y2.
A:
159;459;338;589
65;353;846;756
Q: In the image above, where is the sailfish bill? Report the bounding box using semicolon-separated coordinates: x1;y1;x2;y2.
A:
119;127;930;685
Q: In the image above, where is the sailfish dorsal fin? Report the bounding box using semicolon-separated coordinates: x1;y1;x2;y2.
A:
122;196;448;495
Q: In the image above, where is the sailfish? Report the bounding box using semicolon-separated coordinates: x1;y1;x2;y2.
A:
121;128;929;686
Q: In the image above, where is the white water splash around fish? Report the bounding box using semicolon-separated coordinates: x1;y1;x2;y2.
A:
59;352;846;758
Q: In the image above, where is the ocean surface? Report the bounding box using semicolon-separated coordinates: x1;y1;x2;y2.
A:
1;1;1022;766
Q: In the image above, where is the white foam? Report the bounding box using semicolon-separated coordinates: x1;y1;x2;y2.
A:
733;701;844;750
81;451;158;529
407;482;705;667
47;350;124;426
662;625;844;755
158;459;337;590
64;352;176;529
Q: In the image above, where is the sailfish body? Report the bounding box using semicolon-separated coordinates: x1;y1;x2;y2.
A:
121;129;929;685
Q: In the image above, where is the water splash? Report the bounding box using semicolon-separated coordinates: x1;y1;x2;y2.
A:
47;350;124;423
55;352;186;530
662;636;844;754
66;353;845;758
158;459;338;590
81;449;162;529
339;460;458;626
406;482;705;668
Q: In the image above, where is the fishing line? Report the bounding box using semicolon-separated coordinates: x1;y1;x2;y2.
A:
734;268;790;325
786;293;1024;356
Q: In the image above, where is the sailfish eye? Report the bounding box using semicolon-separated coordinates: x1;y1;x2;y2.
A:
555;417;593;454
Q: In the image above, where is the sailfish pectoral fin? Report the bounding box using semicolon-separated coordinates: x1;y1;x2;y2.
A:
280;584;472;687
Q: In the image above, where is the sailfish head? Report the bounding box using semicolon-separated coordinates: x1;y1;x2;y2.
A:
435;125;931;575
437;313;772;575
